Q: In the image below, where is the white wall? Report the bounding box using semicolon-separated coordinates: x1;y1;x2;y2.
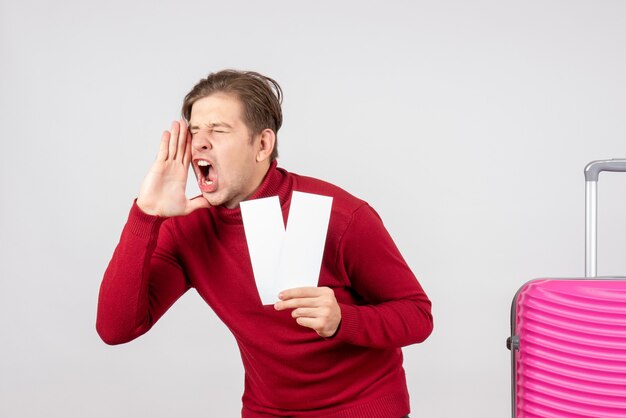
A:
2;1;626;416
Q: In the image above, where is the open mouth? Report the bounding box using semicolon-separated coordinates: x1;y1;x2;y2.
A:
198;160;213;184
196;159;217;192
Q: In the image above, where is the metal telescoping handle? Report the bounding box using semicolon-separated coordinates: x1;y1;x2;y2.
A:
584;159;626;277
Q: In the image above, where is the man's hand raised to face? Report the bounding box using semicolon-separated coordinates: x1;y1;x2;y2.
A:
274;287;342;338
137;120;210;217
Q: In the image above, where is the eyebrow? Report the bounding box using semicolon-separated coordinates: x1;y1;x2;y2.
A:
189;122;233;131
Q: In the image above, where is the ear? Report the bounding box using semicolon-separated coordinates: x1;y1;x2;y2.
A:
255;129;276;163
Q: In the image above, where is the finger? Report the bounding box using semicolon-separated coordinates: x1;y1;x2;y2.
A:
176;119;188;162
184;196;211;215
182;130;193;167
296;317;339;338
295;316;322;330
278;287;324;301
274;297;320;311
168;121;180;160
157;131;170;161
291;307;319;318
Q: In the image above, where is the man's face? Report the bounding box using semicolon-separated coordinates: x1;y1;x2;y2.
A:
189;92;266;209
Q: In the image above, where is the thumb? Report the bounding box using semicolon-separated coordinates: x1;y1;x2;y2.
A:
185;196;211;215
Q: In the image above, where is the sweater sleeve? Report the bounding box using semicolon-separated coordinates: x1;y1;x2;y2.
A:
96;201;191;345
332;204;433;349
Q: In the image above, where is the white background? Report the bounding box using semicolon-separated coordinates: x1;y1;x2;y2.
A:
2;1;626;417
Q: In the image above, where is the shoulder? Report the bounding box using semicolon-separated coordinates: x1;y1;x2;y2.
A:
288;171;368;216
284;171;381;244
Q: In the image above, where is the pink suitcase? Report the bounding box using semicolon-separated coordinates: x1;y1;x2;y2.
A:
508;159;626;418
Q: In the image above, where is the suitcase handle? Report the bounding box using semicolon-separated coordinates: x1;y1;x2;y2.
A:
584;159;626;277
584;159;626;181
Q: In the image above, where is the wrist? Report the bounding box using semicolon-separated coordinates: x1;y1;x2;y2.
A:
136;198;161;217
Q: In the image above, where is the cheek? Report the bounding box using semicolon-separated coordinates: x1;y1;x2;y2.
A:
223;145;251;168
218;155;243;185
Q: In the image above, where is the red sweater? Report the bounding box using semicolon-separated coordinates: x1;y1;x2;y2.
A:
97;163;433;417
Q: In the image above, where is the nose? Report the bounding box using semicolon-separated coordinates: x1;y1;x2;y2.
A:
191;131;212;151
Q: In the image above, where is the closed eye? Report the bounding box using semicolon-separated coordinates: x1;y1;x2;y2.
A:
192;129;227;135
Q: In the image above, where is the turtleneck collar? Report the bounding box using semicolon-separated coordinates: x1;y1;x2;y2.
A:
212;160;293;224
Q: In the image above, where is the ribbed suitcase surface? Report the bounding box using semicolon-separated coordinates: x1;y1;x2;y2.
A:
514;279;626;417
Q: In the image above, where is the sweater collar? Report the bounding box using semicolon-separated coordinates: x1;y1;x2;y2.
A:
213;160;292;224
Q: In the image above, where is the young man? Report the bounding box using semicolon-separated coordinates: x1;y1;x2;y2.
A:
97;70;433;418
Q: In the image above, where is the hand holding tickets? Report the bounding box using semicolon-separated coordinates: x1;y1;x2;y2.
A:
274;287;342;338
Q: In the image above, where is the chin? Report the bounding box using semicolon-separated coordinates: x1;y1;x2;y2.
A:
200;192;220;206
205;193;235;208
